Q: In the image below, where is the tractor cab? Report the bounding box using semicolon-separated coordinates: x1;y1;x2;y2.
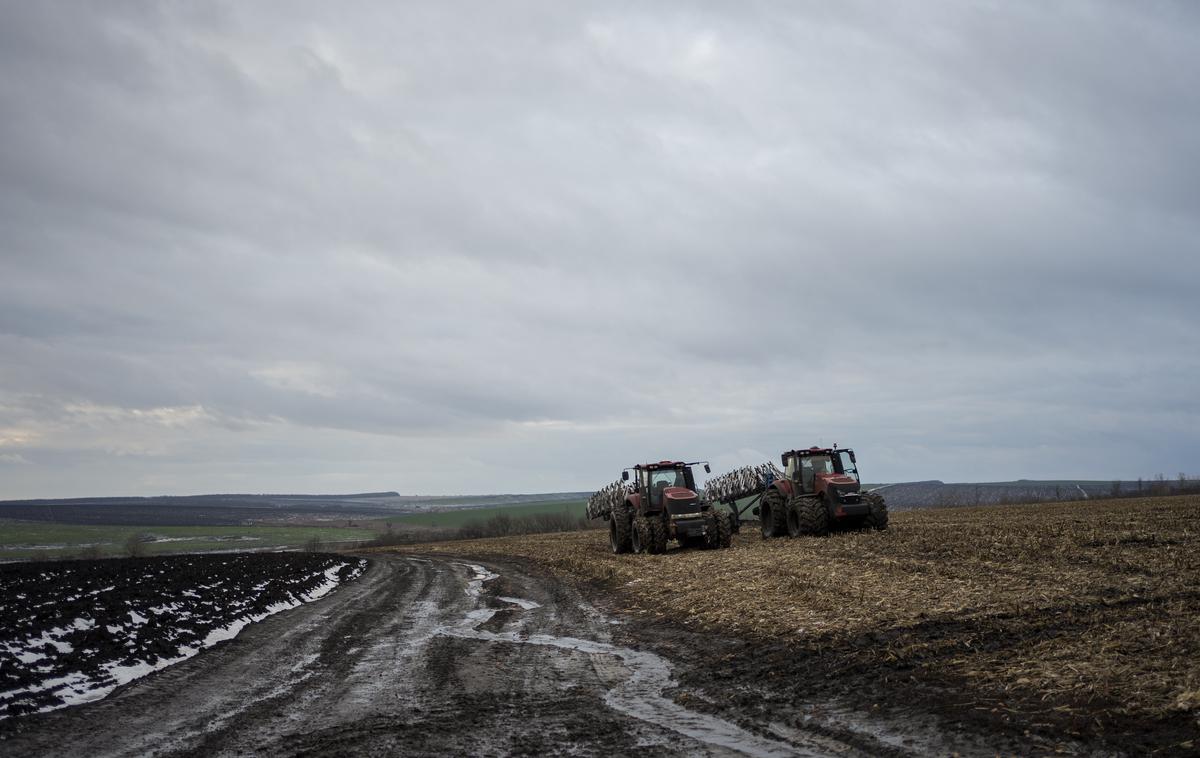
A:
623;460;710;515
782;447;861;499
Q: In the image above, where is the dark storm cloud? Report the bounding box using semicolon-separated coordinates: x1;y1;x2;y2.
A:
1;1;1198;497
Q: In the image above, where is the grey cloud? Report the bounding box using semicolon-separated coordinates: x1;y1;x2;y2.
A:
1;1;1197;497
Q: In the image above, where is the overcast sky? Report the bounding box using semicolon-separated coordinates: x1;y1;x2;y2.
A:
1;2;1198;498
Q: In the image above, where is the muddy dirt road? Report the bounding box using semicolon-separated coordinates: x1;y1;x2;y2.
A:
3;555;994;757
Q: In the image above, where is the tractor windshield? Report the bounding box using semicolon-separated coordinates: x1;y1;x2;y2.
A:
646;466;694;505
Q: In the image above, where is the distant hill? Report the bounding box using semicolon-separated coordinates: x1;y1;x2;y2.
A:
862;479;1189;510
0;491;592;527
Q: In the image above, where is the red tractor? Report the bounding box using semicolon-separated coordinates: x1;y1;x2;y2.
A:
758;446;887;537
587;460;733;554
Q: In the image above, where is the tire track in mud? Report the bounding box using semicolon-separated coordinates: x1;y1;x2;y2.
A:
439;562;826;758
179;557;443;756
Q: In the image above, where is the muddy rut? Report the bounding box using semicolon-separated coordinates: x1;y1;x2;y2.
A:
3;555;950;757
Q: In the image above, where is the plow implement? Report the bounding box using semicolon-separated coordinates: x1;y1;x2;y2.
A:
586;479;633;521
703;463;785;505
702;463;784;529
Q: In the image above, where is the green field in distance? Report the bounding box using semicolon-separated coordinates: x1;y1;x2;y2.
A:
0;498;590;561
378;498;587;529
0;521;375;561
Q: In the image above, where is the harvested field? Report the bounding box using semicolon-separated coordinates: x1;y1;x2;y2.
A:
392;495;1200;754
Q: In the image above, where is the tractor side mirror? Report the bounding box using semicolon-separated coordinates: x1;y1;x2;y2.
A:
781;454;788;467
621;470;629;481
703;464;711;474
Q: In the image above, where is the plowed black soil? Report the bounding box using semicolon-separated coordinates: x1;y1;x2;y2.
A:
0;553;363;720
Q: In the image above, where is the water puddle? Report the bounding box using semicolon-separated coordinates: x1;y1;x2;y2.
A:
437;562;820;758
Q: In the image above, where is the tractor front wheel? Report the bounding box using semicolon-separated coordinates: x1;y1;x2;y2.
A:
647;517;668;554
791;496;829;536
702;510;718;549
609;509;632;554
865;494;889;531
715;509;733;548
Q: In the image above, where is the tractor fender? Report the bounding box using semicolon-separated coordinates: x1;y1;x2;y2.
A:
624;493;643;516
771;479;794;499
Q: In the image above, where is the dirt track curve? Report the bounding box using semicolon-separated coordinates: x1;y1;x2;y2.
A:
3;555;982;757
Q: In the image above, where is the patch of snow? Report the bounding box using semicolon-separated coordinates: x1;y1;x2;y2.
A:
300;565;345;602
498;596;542;610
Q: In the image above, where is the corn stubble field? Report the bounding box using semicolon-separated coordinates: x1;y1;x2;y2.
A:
402;495;1199;751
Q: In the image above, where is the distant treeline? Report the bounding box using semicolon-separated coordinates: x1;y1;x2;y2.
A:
879;474;1200;510
367;510;591;546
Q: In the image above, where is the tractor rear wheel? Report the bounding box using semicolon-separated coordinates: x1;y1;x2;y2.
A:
609;508;632;554
865;494;889;531
631;517;647;554
760;490;787;539
791;496;829;536
715;509;733;548
648;517;668;554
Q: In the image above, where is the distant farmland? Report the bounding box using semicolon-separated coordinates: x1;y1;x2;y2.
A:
0;522;374;561
0;496;589;560
381;499;587;530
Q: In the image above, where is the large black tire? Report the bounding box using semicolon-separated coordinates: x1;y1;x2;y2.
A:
786;499;803;537
702;510;718;549
631;516;647;554
715;509;733;548
609;507;632;554
865;494;889;531
648;517;668;554
760;489;788;539
791;496;829;536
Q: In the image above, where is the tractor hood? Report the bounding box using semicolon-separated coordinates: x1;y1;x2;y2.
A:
662;486;702;515
818;474;863;505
